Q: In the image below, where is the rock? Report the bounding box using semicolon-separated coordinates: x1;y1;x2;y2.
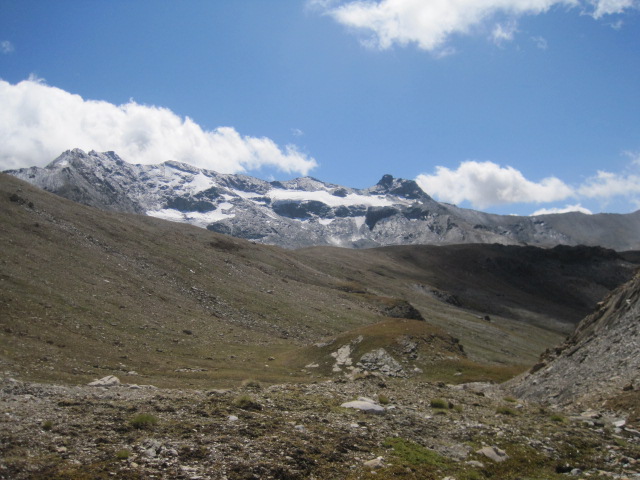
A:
363;456;385;469
341;398;385;414
87;375;120;387
466;460;485;468
165;448;178;457
357;348;405;377
228;415;239;422
331;345;353;372
476;446;508;463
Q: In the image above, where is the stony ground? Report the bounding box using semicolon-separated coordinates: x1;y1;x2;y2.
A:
2;375;639;480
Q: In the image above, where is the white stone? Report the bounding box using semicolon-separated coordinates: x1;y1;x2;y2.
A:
476;446;508;463
341;400;385;413
363;456;385;469
88;375;120;387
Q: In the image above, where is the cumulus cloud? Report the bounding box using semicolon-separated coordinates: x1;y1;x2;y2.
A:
316;0;639;52
1;40;14;54
577;170;640;199
590;0;637;17
415;160;574;209
0;78;318;175
531;204;593;215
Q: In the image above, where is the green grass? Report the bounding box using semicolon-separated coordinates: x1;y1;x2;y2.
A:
383;437;449;469
115;450;131;460
550;414;566;423
430;398;448;409
233;394;262;411
129;413;158;430
496;406;518;416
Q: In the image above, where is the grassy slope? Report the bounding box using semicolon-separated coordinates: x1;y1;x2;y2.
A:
1;173;637;388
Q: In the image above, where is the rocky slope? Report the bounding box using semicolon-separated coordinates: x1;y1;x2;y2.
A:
512;271;640;410
2;375;639;480
6;149;640;250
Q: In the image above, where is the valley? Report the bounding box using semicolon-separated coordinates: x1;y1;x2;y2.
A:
2;171;640;479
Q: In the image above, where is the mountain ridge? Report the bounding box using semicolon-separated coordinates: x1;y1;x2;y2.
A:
6;148;640;250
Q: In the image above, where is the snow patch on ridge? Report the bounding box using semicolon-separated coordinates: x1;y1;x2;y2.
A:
268;189;401;208
147;207;235;228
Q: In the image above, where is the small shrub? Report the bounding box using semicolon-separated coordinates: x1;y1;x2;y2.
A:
241;379;261;391
383;437;448;468
430;398;448;409
496;406;517;415
378;394;390;405
233;394;262;411
115;449;131;460
503;396;517;403
42;420;53;431
550;414;566;423
130;413;158;429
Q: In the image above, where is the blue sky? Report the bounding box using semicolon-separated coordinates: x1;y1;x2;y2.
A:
1;0;639;216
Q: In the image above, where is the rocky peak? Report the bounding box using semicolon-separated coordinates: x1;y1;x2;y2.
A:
372;174;430;200
5;149;640;250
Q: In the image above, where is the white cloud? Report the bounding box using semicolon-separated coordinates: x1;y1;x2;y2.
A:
1;40;14;54
415;160;573;209
531;35;549;49
531;204;593;215
491;20;519;46
589;0;637;18
317;0;639;52
0;78;318;175
623;150;640;165
577;170;640;199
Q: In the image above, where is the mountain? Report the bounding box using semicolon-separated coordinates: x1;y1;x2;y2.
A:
2;171;638;389
3;172;640;479
512;271;640;416
6;148;640;250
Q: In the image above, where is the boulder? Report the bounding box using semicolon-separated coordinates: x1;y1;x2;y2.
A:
476;446;508;463
341;397;385;414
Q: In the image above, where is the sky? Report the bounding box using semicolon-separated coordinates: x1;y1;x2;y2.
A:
1;0;639;216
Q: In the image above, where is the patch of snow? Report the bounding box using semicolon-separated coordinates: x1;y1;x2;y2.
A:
328;236;344;246
353;216;366;229
232;189;263;199
268;189;400;208
189;172;216;193
147;208;235;228
318;218;334;226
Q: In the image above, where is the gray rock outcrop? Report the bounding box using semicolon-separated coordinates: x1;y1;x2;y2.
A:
512;272;640;407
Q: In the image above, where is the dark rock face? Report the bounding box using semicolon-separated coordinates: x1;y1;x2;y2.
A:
5;149;640;250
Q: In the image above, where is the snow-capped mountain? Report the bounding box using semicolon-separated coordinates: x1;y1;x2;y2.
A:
6;149;640;250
